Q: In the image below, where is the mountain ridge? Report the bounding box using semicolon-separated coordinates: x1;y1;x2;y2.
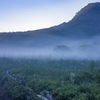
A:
0;2;100;38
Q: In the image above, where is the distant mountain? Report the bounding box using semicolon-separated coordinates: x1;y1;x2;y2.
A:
1;2;100;37
56;2;100;37
0;2;100;59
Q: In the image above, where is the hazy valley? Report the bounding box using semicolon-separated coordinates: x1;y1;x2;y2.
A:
0;2;100;59
0;2;100;100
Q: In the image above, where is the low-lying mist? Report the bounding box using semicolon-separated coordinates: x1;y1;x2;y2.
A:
0;34;100;60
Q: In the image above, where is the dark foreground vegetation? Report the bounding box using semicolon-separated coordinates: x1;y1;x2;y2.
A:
0;57;100;100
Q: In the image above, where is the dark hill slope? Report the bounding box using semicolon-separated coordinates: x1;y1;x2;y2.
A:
57;2;100;37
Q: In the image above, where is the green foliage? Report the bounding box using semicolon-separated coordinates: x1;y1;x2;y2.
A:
0;57;100;100
52;84;77;100
88;60;96;73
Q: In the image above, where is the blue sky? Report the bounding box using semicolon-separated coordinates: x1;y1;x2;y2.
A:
0;0;99;32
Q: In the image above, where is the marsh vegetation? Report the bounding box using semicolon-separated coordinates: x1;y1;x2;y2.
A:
0;57;100;100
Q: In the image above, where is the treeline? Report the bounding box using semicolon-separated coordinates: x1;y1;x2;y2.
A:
0;57;100;100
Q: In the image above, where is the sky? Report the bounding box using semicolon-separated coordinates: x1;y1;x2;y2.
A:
0;0;99;32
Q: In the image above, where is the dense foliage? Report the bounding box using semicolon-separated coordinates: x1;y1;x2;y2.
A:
0;57;100;100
